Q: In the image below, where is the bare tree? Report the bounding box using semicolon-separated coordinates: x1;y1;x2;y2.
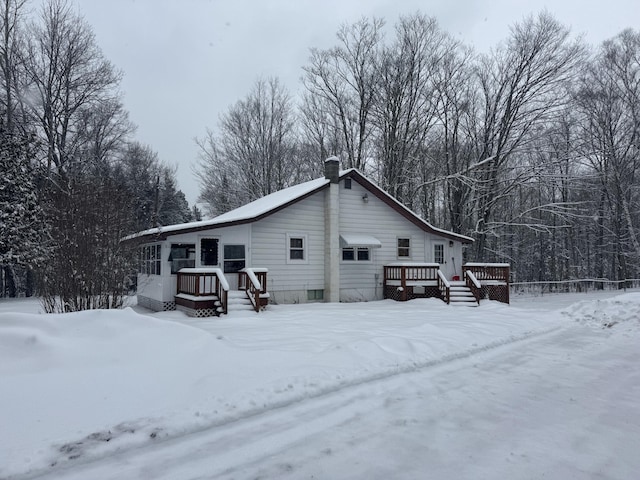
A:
470;11;584;259
197;77;301;215
23;0;121;183
372;13;446;208
0;0;28;131
575;29;640;279
302;17;383;170
430;41;479;233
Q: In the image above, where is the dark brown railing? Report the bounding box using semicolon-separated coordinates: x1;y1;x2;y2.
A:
239;268;269;312
384;263;440;301
177;268;228;314
437;269;451;304
464;270;482;305
462;263;510;304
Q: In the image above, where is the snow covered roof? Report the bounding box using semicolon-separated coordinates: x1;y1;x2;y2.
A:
122;176;330;242
123;169;473;244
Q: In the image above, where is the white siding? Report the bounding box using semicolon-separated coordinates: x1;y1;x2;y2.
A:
251;192;326;303
136;176;466;307
338;178;464;300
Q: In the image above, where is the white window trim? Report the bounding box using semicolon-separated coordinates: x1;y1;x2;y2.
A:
397;236;411;259
286;233;308;264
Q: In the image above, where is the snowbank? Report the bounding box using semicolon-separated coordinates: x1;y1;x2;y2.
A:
1;293;639;478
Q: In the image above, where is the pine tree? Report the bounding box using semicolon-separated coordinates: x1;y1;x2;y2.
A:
0;125;49;295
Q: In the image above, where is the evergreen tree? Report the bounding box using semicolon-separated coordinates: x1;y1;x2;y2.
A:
0;125;49;296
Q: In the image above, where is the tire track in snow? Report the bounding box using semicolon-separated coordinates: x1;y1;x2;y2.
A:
16;324;565;480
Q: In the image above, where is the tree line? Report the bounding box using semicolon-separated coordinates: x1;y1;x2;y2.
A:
0;0;196;308
198;12;640;284
2;3;638;310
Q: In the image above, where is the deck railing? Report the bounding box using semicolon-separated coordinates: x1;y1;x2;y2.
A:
239;268;269;312
465;270;482;304
462;263;510;304
437;270;451;304
177;268;229;314
383;263;440;301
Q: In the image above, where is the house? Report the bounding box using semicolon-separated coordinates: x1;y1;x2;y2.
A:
123;157;509;316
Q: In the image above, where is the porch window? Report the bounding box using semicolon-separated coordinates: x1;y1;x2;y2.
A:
397;238;411;258
286;233;308;264
342;247;370;261
139;244;161;275
434;243;444;264
200;238;219;266
169;243;195;274
224;244;246;273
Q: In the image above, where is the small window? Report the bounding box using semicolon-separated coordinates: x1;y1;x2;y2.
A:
307;289;324;301
342;247;370;261
286;234;308;264
201;238;219;266
169;243;195;273
290;237;304;260
224;244;246;273
344;178;352;189
397;238;410;258
434;243;444;264
139;244;162;275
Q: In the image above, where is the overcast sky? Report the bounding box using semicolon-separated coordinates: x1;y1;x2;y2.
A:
75;0;639;206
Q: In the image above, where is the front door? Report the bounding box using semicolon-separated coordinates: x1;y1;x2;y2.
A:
433;242;454;279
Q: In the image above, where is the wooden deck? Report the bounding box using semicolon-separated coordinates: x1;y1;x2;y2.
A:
384;263;510;304
175;268;229;316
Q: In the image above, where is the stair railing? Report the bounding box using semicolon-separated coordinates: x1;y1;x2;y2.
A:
465;270;482;305
437;269;451;304
239;268;269;312
177;268;229;314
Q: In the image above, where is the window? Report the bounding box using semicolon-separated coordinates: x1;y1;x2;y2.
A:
344;178;352;189
169;243;195;273
224;244;246;273
307;289;324;301
342;247;370;261
139;244;162;275
397;238;411;258
200;238;219;266
434;243;444;264
290;238;304;260
286;234;308;264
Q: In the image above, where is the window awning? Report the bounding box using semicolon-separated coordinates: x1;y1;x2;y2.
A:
339;234;382;248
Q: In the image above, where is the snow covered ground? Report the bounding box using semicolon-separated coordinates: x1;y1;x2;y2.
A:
1;290;639;479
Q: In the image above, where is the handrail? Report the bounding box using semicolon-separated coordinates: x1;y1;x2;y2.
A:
463;263;510;304
177;268;229;314
466;270;481;289
465;270;481;304
437;270;451;304
239;268;269;312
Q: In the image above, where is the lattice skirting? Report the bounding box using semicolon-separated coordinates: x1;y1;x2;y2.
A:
175;305;219;317
482;285;510;304
384;285;441;302
137;295;176;312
